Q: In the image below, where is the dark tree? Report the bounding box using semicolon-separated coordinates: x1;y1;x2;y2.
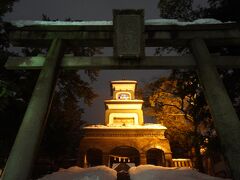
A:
158;0;195;21
154;0;240;176
144;71;215;172
1;12;101;178
0;0;35;169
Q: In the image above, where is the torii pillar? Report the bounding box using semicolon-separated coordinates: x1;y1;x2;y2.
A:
2;38;64;180
191;38;240;179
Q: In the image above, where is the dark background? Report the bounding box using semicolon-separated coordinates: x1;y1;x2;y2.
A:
2;0;208;123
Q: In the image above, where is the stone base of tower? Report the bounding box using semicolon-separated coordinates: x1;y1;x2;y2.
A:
78;125;172;168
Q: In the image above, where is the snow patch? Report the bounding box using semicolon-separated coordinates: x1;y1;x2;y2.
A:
129;165;231;180
38;166;117;180
10;18;231;28
145;18;223;25
32;165;232;180
10;20;112;28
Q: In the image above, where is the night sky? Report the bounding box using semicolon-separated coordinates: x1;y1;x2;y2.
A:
4;0;160;20
3;0;202;123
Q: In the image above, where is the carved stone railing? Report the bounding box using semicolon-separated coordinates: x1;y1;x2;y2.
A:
172;158;194;168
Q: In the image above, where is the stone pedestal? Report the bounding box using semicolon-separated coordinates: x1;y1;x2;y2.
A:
103;153;110;166
140;153;147;165
165;153;173;167
77;151;86;167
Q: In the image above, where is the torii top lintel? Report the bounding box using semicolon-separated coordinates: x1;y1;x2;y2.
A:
4;9;240;49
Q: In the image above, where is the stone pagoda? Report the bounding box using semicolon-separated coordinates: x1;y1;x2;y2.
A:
78;80;172;168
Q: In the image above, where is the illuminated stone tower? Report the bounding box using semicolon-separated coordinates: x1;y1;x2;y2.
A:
105;80;143;126
79;80;172;168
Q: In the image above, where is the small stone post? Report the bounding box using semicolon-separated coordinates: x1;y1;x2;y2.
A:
140;153;147;165
102;153;109;166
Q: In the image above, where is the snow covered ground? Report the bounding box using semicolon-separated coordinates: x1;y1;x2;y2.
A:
37;165;231;180
129;165;231;180
37;166;117;180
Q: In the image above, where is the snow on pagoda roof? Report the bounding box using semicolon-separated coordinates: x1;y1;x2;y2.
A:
9;18;231;28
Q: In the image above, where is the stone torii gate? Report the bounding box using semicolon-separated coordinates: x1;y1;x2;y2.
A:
2;10;240;180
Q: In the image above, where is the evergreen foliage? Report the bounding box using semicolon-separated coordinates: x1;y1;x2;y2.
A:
0;10;100;177
153;0;240;174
